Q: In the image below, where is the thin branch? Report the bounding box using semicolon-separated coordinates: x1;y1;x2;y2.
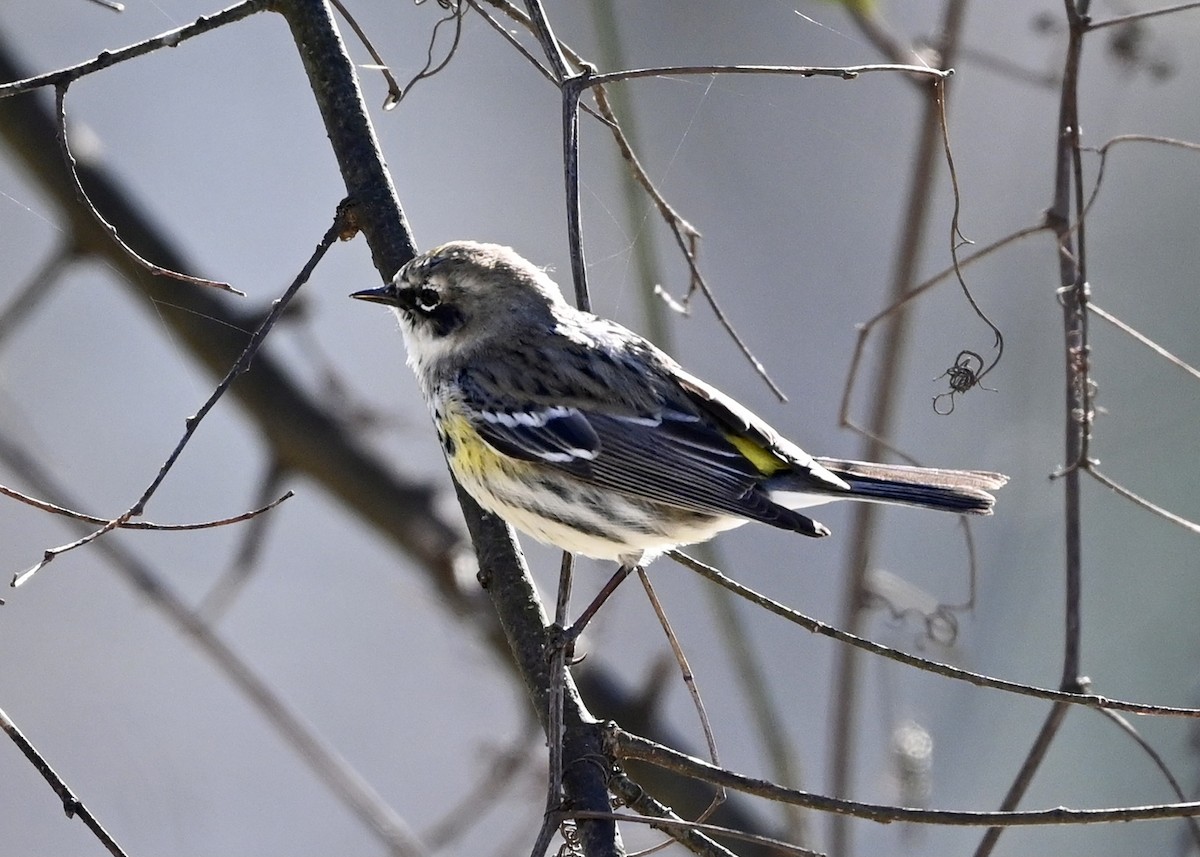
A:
1082;134;1200;227
972;702;1071;857
609;727;1200;827
0;431;426;857
1087;1;1200;30
636;568;726;833
0;0;268;98
0;706;128;857
11;203;349;588
574;805;821;857
522;0;572;83
1088;303;1200;383
0;479;292;531
53;83;239;293
667;550;1200;718
608;773;743;857
583;63;951;87
1086;467;1200;534
1093;708;1200;850
328;0;404;109
0;36;468;600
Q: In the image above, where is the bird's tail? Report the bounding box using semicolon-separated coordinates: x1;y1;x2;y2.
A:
813;458;1008;515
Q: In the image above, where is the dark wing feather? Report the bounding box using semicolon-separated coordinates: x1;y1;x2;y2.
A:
455;352;831;536
472;406;599;471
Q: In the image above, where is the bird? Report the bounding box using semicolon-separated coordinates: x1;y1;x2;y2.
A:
352;241;1006;572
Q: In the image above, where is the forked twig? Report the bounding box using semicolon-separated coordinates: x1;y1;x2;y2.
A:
0;478;292;531
11;203;352;588
474;0;947;402
1081;134;1200;224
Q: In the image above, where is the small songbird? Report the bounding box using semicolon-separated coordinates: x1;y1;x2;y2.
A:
352;241;1006;570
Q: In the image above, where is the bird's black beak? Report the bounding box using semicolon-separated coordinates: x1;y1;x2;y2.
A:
351;283;404;307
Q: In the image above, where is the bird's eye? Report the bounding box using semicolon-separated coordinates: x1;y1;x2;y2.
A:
416;287;440;312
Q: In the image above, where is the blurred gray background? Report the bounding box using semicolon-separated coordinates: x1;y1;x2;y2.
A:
0;1;1198;855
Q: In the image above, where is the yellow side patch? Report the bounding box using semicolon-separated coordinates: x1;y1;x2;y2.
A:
440;411;534;481
724;433;790;475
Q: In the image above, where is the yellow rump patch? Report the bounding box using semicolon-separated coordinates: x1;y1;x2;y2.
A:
724;433;790;475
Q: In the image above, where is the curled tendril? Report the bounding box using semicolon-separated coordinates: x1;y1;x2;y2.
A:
933;349;997;415
869;590;961;648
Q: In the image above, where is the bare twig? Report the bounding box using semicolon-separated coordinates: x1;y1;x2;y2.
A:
666;550;1200;718
584;63;950;87
0;706;128;857
610;773;744;857
578;801;820;857
0;432;426;857
636;568;726;834
1088;303;1200;383
1087;1;1200;30
53;83;240;293
522;0;592;311
1082;134;1200;225
0;1;267;98
1093;708;1200;849
1086;467;1200;534
971;702;1071;856
609;726;1200;827
11;204;349;588
328;0;404;108
0;478;292;531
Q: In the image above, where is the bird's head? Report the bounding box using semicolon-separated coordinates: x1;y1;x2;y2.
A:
352;241;565;371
